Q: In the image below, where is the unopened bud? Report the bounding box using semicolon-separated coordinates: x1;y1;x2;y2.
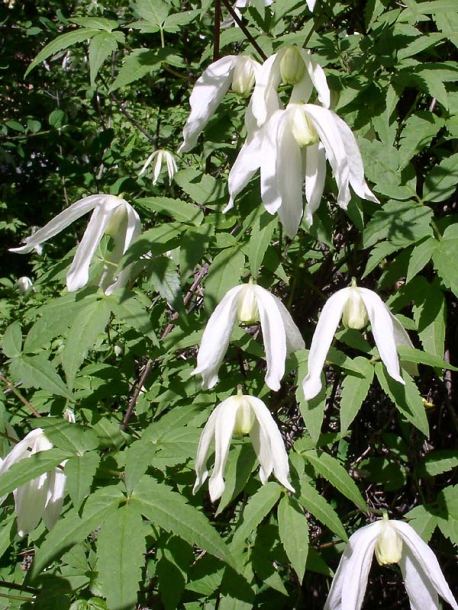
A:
375;520;403;565
232;57;256;96
290;105;319;147
233;396;255;435
280;47;305;85
342;288;368;330
15;276;33;295
237;284;259;324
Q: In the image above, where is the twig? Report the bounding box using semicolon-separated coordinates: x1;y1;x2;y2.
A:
109;92;156;142
0;374;41;418
220;0;268;61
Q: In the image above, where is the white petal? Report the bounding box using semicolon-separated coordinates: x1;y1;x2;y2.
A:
254;285;288;391
248;396;294;492
179;56;237;153
192;285;242;389
225;130;263;213
303;288;351;400
208;398;239;502
358;288;404;385
14;474;49;537
251;54;282;127
298;49;331;109
259;109;286;215
324;522;381;610
305;142;327;225
306;0;317;10
66;198;121;292
43;468;66;531
272;294;305;354
394;521;458;610
9;195;103;254
193;405;220;494
399;551;440;610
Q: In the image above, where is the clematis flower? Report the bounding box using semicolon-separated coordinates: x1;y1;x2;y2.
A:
139;149;178;185
325;514;458;610
226;103;378;237
251;46;331;128
10;194;141;295
0;428;67;536
15;276;34;295
193;389;295;502
178;55;261;153
302;281;416;401
192;280;304;391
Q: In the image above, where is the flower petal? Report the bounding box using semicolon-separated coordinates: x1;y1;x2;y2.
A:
192;285;242;389
251;54;282;127
305;142;327;225
394;520;458;610
358;288;404;385
254;285;288;391
399;550;440;610
225;129;263;213
259;109;286;216
9;195;103;254
271;294;305;354
14;474;49;536
43;468;66;531
208;398;239;501
193;405;220;494
303;288;351;400
298;49;330;109
179;56;237;153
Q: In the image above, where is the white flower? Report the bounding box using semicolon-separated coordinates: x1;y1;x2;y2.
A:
193;390;294;502
192;281;305;391
251;46;331;127
14;276;34;295
178;55;261;153
10;194;141;295
0;429;66;537
302;282;415;401
226;103;378;237
139;149;178;185
325;515;458;610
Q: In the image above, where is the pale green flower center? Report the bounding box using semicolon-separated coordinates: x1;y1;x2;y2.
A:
342;287;368;330
375;521;403;565
233;397;256;435
280;47;305;85
290;106;319;148
237;284;259;324
105;201;126;237
232;57;256;97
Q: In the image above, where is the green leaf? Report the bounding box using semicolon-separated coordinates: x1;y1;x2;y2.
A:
124;440;156;494
432;224;458;297
97;503;146;610
109;290;158;343
230;482;282;553
398;112;444;170
10;354;73;400
416;450;458;477
25;29;100;77
278;496;309;581
404;505;438;542
204;248;245;312
133;0;170;27
298;479;348;541
304;451;367;510
397;346;457;371
61;298;112;389
137;197;203;225
132;477;236;569
147;255;183;311
88;32;118;85
110;48;166;90
71;17;119;31
30;486;123;578
362;201;433;248
340;358;374;434
410;277;446;358
37;419;99;454
375;364;429;436
248;212;277;278
65;452;100;511
216;444;257;516
406;237;436;283
424;154;458;203
362;241;398;278
2;321;22;358
407;1;458;14
0;448;71;500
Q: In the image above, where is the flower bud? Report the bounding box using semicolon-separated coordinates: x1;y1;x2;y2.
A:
375;521;403;565
15;276;33;295
342;287;368;330
280;47;305;85
237;284;259;324
232;57;256;96
233;396;256;435
290;105;319;147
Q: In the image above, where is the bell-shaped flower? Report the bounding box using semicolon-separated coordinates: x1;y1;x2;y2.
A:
139;149;178;185
0;428;67;536
178;55;261;153
194;389;295;502
251;46;330;128
302;281;415;401
192;281;304;391
15;276;34;295
226;103;378;237
325;514;458;610
10;194;141;294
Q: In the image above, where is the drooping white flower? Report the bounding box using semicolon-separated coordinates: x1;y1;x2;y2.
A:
325;515;458;610
178;55;261;153
139;149;178;185
251;46;330;127
194;389;294;502
14;276;34;295
10;194;141;295
0;428;67;536
192;281;304;391
226;103;378;237
302;281;415;401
